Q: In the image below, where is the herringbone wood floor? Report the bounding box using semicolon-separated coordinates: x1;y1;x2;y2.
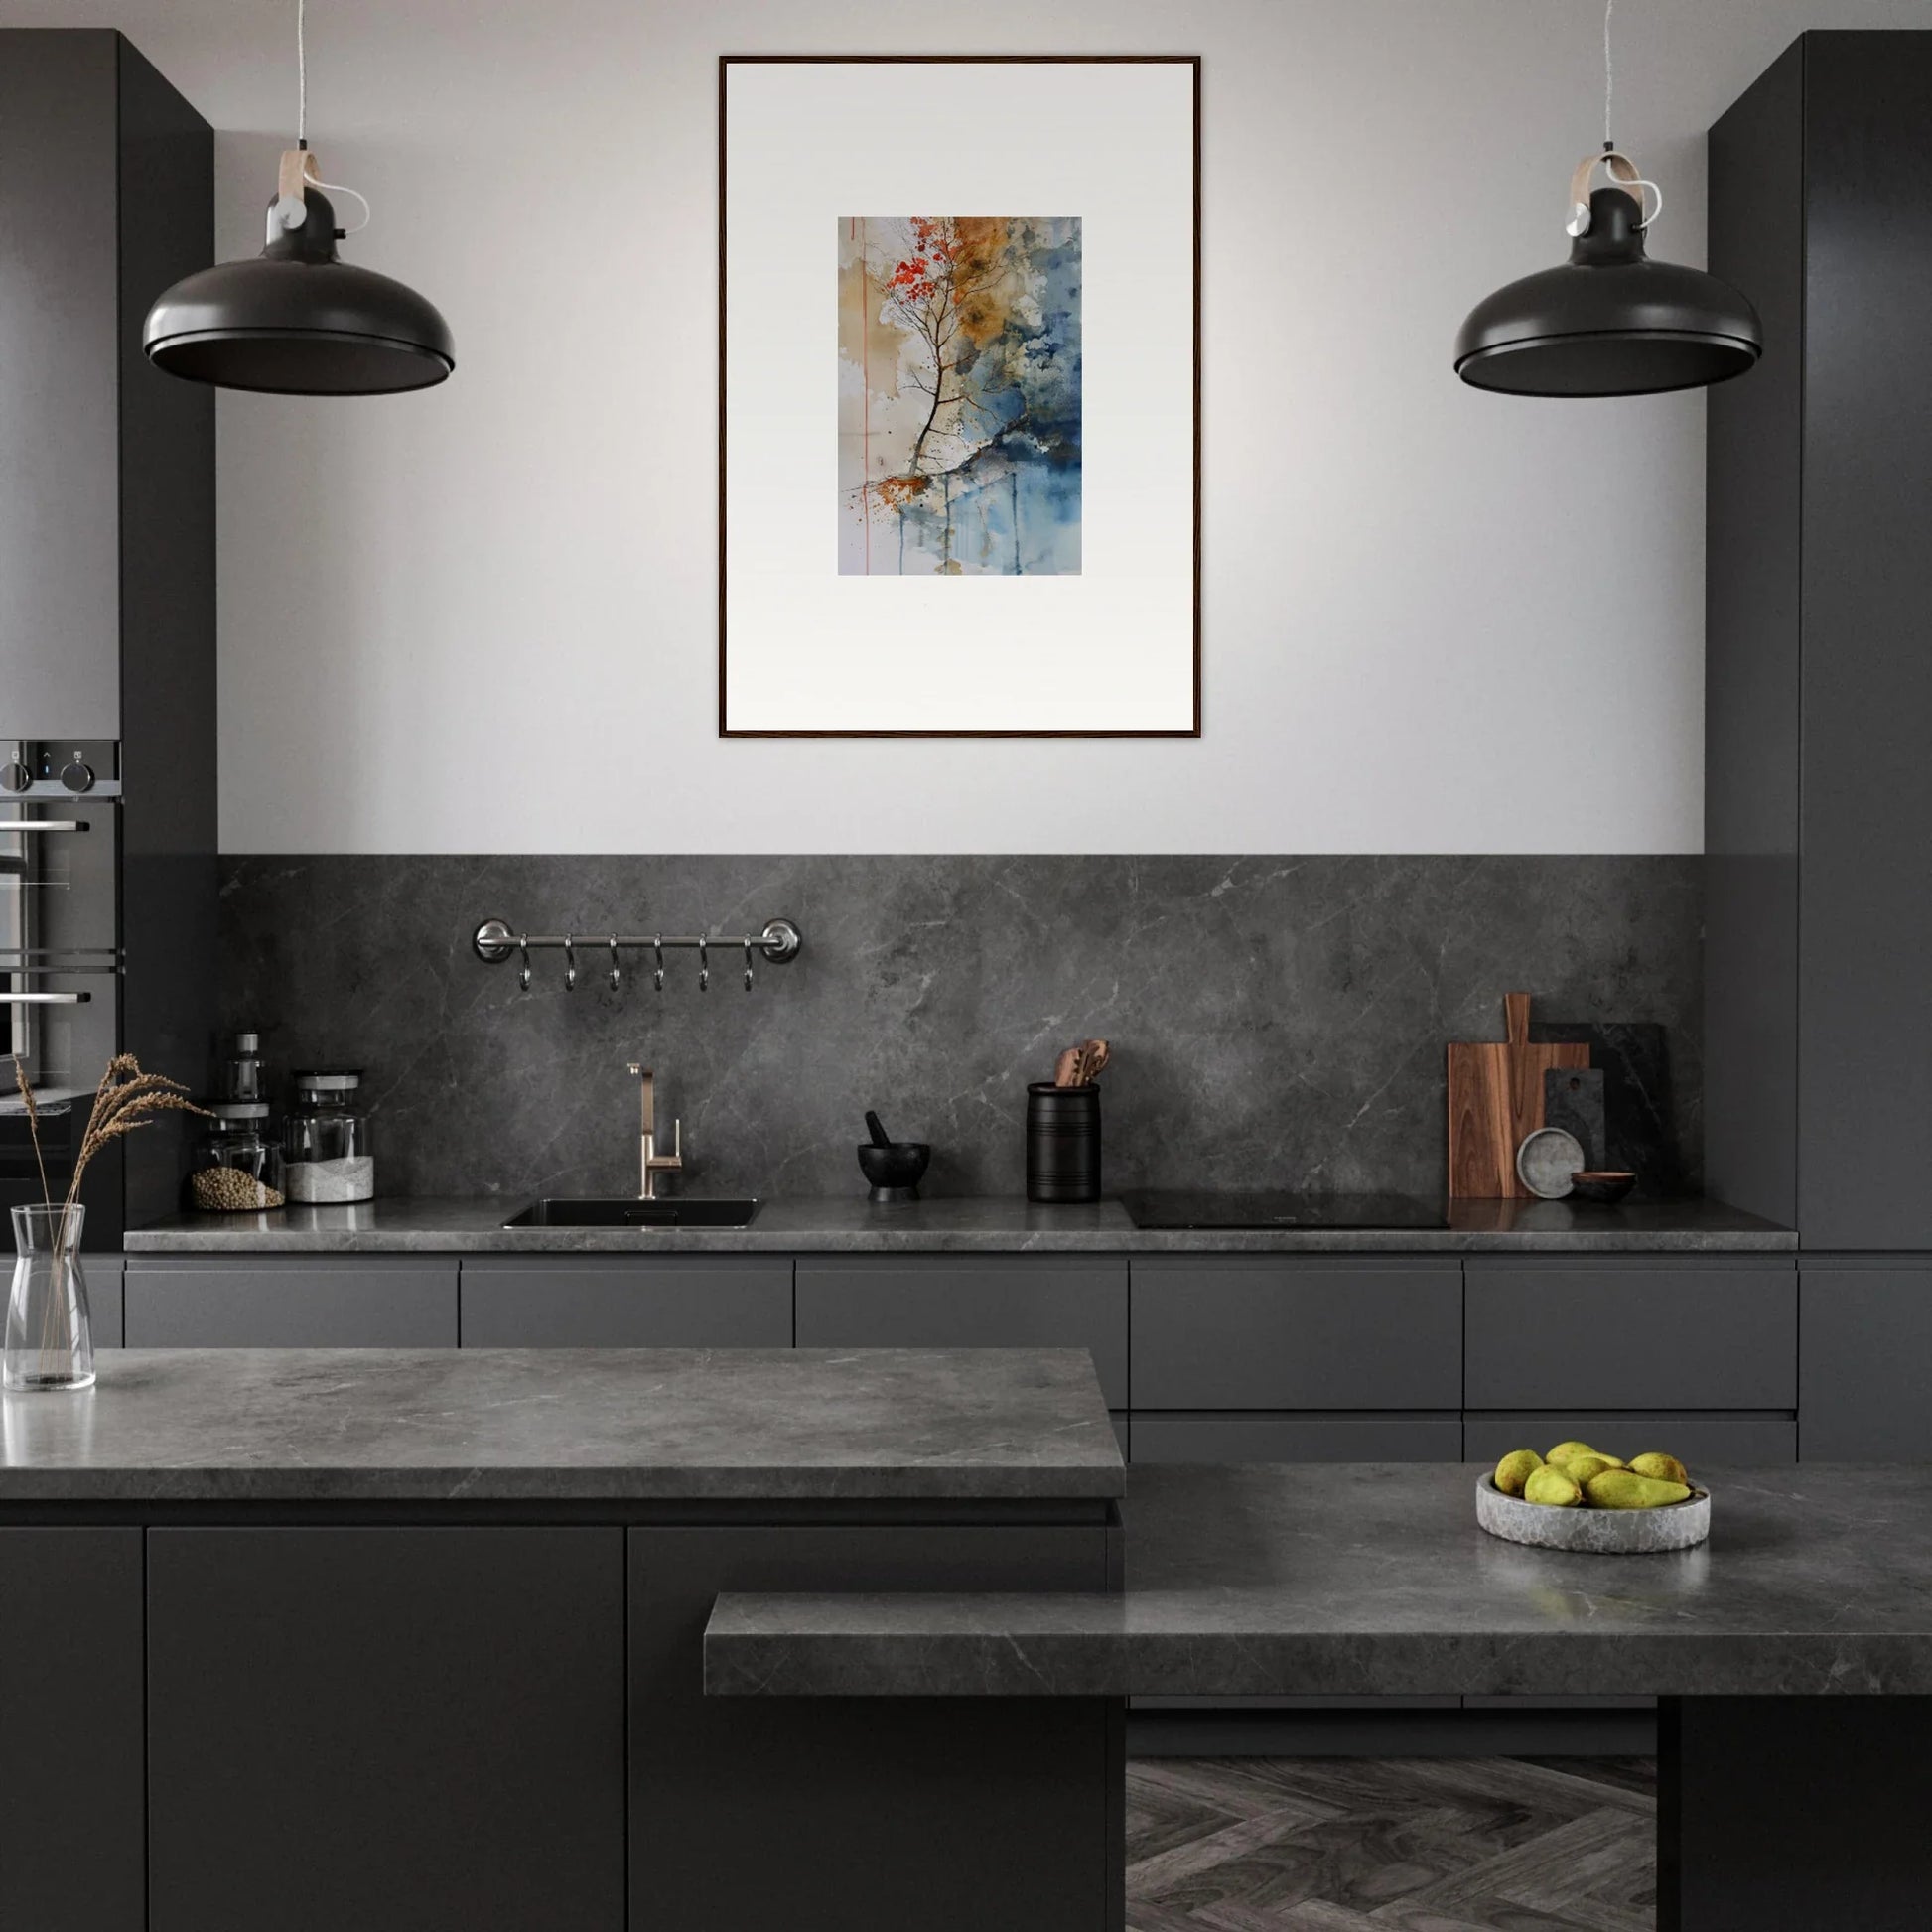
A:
1126;1756;1657;1931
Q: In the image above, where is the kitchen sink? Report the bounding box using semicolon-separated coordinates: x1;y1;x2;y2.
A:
502;1197;761;1229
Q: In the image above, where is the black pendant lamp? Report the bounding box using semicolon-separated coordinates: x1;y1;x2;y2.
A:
1454;2;1759;397
143;0;453;395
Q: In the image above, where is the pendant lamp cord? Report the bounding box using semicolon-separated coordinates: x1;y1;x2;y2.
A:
1602;0;1614;148
290;0;372;233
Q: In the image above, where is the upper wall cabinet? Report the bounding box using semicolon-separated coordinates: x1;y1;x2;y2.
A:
0;31;211;739
1707;32;1932;1250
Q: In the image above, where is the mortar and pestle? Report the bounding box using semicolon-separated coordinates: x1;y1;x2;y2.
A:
858;1110;930;1203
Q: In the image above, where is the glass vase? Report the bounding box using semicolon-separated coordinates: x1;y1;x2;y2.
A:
5;1204;95;1394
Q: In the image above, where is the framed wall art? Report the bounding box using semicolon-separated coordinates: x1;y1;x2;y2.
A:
719;55;1200;737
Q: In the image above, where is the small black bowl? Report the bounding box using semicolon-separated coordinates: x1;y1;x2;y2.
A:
858;1142;930;1202
1569;1171;1637;1205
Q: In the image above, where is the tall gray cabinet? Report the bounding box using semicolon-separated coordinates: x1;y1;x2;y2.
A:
0;30;217;1238
1707;31;1932;1455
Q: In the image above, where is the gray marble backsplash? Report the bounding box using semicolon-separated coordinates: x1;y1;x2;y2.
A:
217;856;1703;1203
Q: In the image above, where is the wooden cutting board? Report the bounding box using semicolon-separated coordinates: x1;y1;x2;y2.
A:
1448;993;1589;1198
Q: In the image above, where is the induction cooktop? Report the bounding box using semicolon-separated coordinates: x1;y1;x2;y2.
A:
1118;1190;1450;1230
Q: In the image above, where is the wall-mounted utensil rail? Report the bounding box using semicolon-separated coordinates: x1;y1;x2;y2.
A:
472;917;802;993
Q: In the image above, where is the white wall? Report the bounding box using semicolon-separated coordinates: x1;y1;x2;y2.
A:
5;0;1927;854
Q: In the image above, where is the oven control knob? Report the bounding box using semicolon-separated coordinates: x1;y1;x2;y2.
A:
0;761;29;793
60;760;94;795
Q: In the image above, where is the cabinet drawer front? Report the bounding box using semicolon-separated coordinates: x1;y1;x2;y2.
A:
460;1259;791;1348
1462;1412;1797;1466
794;1259;1128;1408
1131;1260;1461;1411
0;1528;145;1931
1464;1263;1795;1410
1130;1414;1462;1463
125;1260;458;1348
1800;1267;1932;1459
86;1256;124;1349
150;1528;624;1932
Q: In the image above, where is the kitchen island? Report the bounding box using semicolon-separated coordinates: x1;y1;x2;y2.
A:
713;1460;1932;1932
0;1346;1125;1932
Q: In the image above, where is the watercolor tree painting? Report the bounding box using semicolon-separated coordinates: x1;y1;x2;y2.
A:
838;216;1081;576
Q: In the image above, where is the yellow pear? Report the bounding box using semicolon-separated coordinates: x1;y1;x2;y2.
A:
1524;1465;1584;1507
1585;1469;1693;1510
1494;1449;1543;1496
1628;1452;1691;1486
1546;1440;1600;1464
1553;1452;1619;1485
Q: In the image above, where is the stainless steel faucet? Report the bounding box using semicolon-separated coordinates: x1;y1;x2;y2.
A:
625;1063;683;1199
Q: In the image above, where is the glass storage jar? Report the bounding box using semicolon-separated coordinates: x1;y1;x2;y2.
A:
215;1030;266;1103
186;1103;287;1212
284;1069;375;1204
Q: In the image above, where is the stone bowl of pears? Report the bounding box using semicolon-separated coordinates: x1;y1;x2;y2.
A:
1477;1441;1710;1553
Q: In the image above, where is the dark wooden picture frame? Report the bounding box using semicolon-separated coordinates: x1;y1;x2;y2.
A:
718;54;1201;739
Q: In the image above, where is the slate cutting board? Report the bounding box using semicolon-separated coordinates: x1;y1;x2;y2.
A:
1544;1066;1607;1173
1447;993;1590;1199
1530;1020;1683;1197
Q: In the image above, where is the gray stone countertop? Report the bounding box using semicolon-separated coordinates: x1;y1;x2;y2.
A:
122;1194;1796;1254
0;1347;1123;1504
706;1461;1932;1698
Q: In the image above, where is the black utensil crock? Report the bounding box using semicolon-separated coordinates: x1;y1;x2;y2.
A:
1027;1082;1101;1204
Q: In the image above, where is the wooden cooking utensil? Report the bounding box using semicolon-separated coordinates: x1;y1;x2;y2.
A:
1447;993;1589;1198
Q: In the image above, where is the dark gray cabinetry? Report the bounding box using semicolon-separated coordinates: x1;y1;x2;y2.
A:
0;31;120;732
1463;1413;1797;1466
460;1255;791;1347
1132;1258;1461;1411
629;1523;1116;1932
1464;1260;1796;1411
148;1527;625;1932
0;29;215;1240
1133;1416;1462;1462
0;30;211;735
1128;1414;1460;1452
0;1529;144;1932
125;1256;458;1346
85;1254;124;1347
1799;1264;1932;1459
1708;34;1932;1250
796;1256;1128;1408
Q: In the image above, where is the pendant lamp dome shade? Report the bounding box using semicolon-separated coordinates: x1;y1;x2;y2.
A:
144;182;454;395
1455;178;1760;399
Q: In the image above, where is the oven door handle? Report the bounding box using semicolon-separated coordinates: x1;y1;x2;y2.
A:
0;821;89;835
0;992;90;1005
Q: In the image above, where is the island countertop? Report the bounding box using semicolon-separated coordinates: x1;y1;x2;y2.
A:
707;1461;1932;1699
0;1347;1124;1504
121;1193;1796;1255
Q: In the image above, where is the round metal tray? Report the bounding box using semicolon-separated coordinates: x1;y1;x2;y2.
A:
1476;1474;1711;1553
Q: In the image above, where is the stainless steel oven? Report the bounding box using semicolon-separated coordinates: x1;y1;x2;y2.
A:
1;742;123;1225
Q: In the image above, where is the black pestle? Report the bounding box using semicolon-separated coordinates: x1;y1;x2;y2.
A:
865;1110;894;1149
